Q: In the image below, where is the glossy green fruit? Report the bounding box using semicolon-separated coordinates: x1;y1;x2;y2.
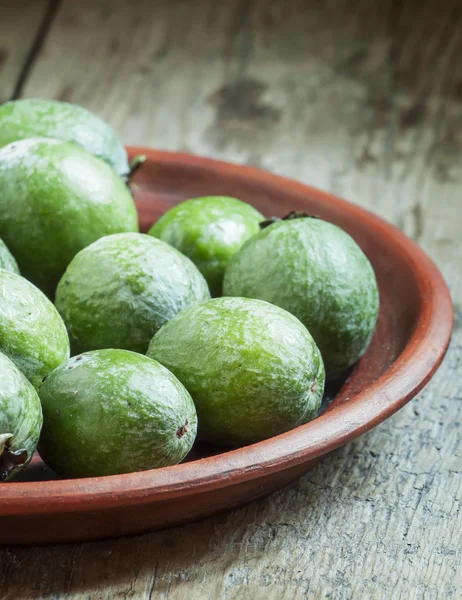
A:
0;270;70;389
38;349;197;478
0;352;43;481
148;297;325;447
0;98;129;176
149;196;263;296
0;138;138;296
223;216;380;374
55;233;211;354
0;239;19;274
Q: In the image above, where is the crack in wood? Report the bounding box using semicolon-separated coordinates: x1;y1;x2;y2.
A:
10;0;61;100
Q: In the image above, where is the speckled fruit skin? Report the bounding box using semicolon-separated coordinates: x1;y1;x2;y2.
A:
0;138;139;296
0;98;129;176
0;352;43;481
223;217;380;375
38;349;198;478
0;270;70;389
55;233;211;355
147;297;325;447
0;239;19;274
148;196;263;296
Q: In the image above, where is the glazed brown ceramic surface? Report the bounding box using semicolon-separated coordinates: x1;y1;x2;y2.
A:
0;148;453;545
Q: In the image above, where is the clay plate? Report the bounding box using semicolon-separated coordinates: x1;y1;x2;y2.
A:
0;148;453;545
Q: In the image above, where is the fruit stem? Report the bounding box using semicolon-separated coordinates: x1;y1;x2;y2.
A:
126;154;147;188
0;434;28;482
176;420;189;438
259;211;320;229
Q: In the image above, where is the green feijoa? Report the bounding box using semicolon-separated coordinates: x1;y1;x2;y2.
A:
148;196;263;296
223;216;380;375
55;233;211;355
38;349;197;478
148;297;325;447
0;238;19;274
0;98;129;177
0;352;43;481
0;138;138;296
0;270;70;389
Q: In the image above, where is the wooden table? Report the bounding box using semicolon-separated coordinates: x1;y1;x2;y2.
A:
1;1;460;598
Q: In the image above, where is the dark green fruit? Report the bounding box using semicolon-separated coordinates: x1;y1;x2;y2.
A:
0;138;139;296
0;98;129;176
0;352;43;481
38;349;197;478
55;233;211;354
148;297;325;447
0;238;19;274
0;270;70;389
148;196;263;296
223;216;380;374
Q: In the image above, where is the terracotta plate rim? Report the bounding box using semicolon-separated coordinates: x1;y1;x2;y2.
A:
1;148;453;515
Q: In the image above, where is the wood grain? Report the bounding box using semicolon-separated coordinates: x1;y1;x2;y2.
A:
1;0;461;598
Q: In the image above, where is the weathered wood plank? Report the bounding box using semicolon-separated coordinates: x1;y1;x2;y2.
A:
0;0;51;102
1;0;461;598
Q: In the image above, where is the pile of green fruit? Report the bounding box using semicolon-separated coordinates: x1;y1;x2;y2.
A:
0;99;379;481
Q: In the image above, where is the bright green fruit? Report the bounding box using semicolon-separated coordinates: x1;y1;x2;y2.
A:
149;196;263;296
223;216;380;374
148;297;325;447
55;233;211;354
0;239;19;274
0;138;138;296
38;349;197;478
0;352;43;481
0;98;129;176
0;270;70;389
